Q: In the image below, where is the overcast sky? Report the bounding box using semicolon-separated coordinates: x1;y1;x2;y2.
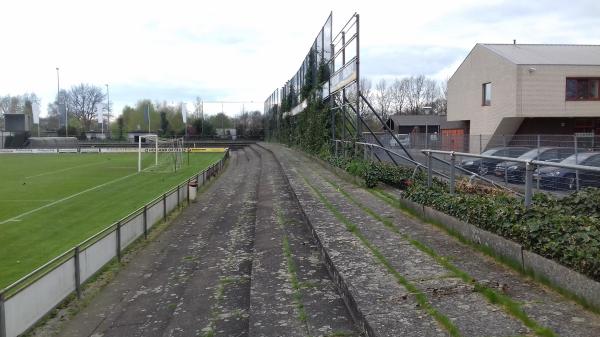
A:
1;0;599;117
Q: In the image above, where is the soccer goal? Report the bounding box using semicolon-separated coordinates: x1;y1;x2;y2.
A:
138;135;186;173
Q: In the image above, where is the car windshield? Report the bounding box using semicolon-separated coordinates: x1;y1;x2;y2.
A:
518;149;545;160
560;153;594;165
481;149;501;156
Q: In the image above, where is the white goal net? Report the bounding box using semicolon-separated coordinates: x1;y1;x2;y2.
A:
138;135;186;173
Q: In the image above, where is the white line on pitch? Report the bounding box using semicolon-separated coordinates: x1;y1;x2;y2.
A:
0;171;140;225
25;161;107;179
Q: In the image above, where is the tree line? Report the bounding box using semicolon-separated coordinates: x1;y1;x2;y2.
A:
361;75;448;121
1;85;265;140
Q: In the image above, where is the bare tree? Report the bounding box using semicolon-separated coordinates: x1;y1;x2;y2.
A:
422;78;440;109
66;84;106;131
390;78;409;115
406;75;425;114
374;78;393;120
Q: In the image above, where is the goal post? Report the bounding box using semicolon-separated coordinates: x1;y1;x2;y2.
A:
138;134;158;172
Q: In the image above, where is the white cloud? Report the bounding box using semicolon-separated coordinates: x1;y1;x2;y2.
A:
0;0;598;117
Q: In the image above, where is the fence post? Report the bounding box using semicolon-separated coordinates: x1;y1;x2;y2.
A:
524;162;534;208
479;134;482;154
116;221;121;262
335;140;339;157
574;135;580;191
163;194;167;221
143;205;148;239
177;185;180;208
427;151;433;188
0;292;6;337
74;246;81;299
0;293;6;337
449;152;456;195
187;179;190;205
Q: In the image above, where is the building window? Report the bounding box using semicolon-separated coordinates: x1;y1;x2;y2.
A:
482;82;491;106
566;78;600;100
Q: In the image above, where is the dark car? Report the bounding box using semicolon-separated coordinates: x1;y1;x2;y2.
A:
460;147;530;175
494;147;575;183
534;152;600;190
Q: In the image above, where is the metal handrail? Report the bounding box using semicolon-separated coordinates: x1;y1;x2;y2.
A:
422;149;600;173
333;140;450;179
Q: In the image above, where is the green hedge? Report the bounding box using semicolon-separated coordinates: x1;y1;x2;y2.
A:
325;154;600;282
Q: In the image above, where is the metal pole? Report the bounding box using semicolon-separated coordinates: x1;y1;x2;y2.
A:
116;221;121;262
355;14;361;140
0;291;5;337
449;152;456;194
163;194;167;221
155;135;158;166
74;246;81;298
524;162;534;207
479;134;482;154
427;151;433;187
143;205;148;239
574;135;580;191
138;136;142;172
105;84;110;138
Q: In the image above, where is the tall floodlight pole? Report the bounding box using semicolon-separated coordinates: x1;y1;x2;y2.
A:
56;67;67;137
355;13;361;140
105;84;110;139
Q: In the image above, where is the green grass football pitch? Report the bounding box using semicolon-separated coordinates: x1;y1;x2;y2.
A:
0;151;223;289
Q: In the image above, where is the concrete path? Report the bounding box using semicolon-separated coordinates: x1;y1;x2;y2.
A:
57;146;359;337
264;143;600;337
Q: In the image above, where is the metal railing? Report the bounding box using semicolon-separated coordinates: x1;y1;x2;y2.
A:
332;139;518;195
0;150;229;337
422;149;600;207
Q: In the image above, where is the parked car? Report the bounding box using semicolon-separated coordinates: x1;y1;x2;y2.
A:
389;134;410;148
494;147;575;183
460;147;530;175
534;152;600;190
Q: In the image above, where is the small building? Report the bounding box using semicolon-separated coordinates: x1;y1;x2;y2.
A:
384;114;468;151
215;128;237;140
85;131;107;140
128;131;154;143
448;43;600;152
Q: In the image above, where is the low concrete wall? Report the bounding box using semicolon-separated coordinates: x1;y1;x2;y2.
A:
422;206;524;269
523;250;600;309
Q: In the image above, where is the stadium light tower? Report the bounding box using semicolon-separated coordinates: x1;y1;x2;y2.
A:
105;84;111;139
56;67;68;137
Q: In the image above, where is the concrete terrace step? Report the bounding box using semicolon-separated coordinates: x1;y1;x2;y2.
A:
53;146;360;337
263;143;600;337
249;145;359;337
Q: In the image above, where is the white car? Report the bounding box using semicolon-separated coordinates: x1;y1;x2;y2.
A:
389;134;410;148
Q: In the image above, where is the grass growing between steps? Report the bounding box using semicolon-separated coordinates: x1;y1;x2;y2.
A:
298;173;462;337
322;177;557;337
276;209;312;335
